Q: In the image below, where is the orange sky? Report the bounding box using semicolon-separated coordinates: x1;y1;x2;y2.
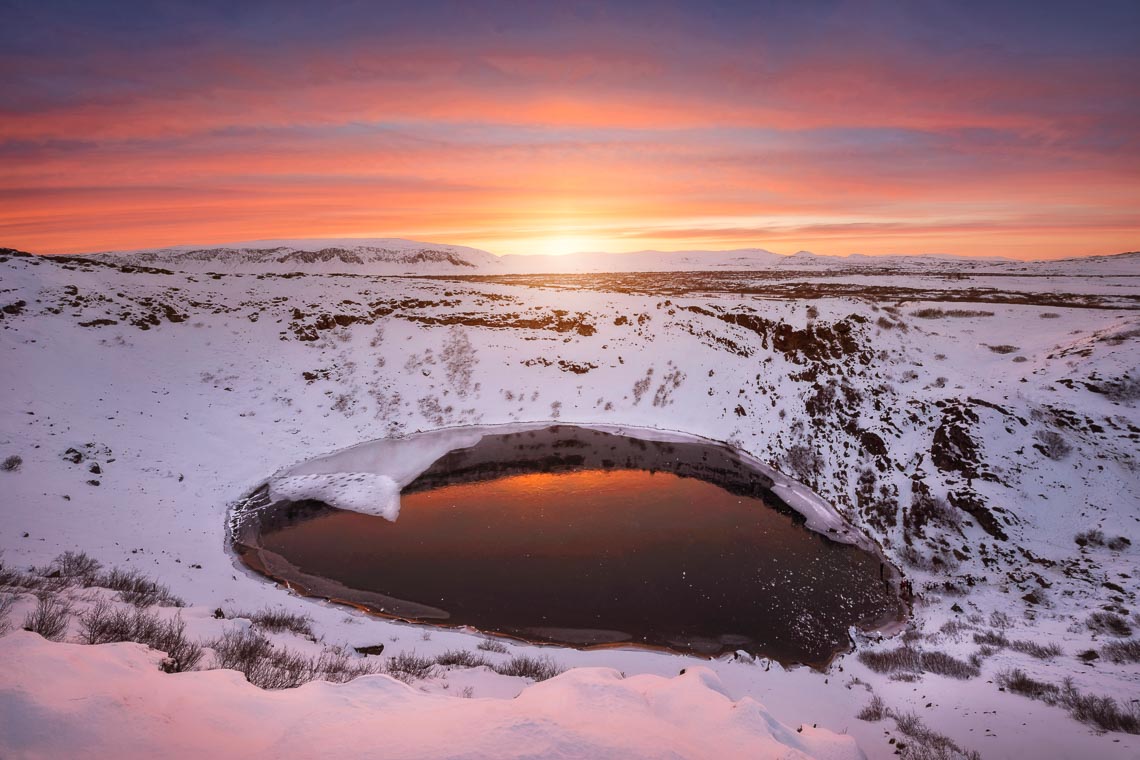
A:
2;2;1137;260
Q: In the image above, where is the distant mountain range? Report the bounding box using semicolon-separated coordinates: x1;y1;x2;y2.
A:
44;238;1140;275
84;238;502;274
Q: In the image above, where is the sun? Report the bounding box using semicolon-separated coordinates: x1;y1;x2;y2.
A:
535;234;598;257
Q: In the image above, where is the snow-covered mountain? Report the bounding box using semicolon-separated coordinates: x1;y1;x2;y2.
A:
498;248;1140;275
87;238;504;274
81;238;1140;276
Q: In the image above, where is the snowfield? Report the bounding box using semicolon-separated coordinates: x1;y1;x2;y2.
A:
1;241;1138;759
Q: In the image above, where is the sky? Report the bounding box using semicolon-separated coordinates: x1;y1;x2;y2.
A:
1;0;1138;259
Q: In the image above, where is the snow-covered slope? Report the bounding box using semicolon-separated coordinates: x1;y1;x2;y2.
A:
86;238;504;274
1;247;1138;759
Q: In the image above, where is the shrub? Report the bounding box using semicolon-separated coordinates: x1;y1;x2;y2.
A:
91;567;183;607
477;638;510;653
912;308;994;319
997;668;1058;700
23;595;70;641
0;593;15;635
385;650;436;683
781;444;822;482
79;600;203;672
1039;312;1060;319
888;709;979;759
211;628;308;689
1;455;21;472
1034;430;1072;460
492;654;563;681
973;630;1009;647
856;694;886;721
1107;536;1131;551
49;551;102;583
910;491;961;530
1101;639;1140;664
999;669;1140;734
987;344;1020;354
209;627;376;690
1075;529;1105;548
920;650;981;679
435;649;490;668
1057;678;1140;734
232;607;313;637
1101;376;1140;402
858;647;978;680
989;611;1012;631
1087;611;1133;637
1009;639;1063;660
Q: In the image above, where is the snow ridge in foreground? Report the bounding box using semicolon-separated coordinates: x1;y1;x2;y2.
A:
0;631;862;760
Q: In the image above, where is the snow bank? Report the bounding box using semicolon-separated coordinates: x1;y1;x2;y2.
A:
0;631;865;760
268;473;400;520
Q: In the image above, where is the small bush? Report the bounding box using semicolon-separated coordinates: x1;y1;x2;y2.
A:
973;630;1009;647
1075;529;1105;547
0;593;15;635
1034;430;1072;461
921;650;982;679
987;344;1020;354
1058;678;1140;734
493;654;563;681
912;308;994;319
435;649;490;668
1087;611;1133;637
49;551;103;583
385;650;436;683
856;694;886;721
233;607;313;637
858;647;978;680
211;628;307;689
1039;312;1060;319
1009;639;1063;660
1101;639;1140;664
91;567;184;607
1;455;21;472
23;595;70;641
989;611;1012;631
999;669;1140;734
477;638;510;653
1107;536;1131;551
997;668;1058;700
210;627;376;690
938;619;972;639
313;647;379;684
888;709;979;759
910;491;961;530
79;600;203;672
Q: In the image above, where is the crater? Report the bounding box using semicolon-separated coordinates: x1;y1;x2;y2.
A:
231;424;905;666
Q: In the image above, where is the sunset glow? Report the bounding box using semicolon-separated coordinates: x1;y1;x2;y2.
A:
2;1;1138;259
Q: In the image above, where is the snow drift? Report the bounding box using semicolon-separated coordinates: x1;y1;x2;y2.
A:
0;631;864;760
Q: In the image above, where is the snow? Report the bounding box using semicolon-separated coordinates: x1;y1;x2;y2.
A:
0;630;863;760
1;243;1138;758
268;473;401;521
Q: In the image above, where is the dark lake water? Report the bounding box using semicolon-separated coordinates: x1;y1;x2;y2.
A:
235;425;903;665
